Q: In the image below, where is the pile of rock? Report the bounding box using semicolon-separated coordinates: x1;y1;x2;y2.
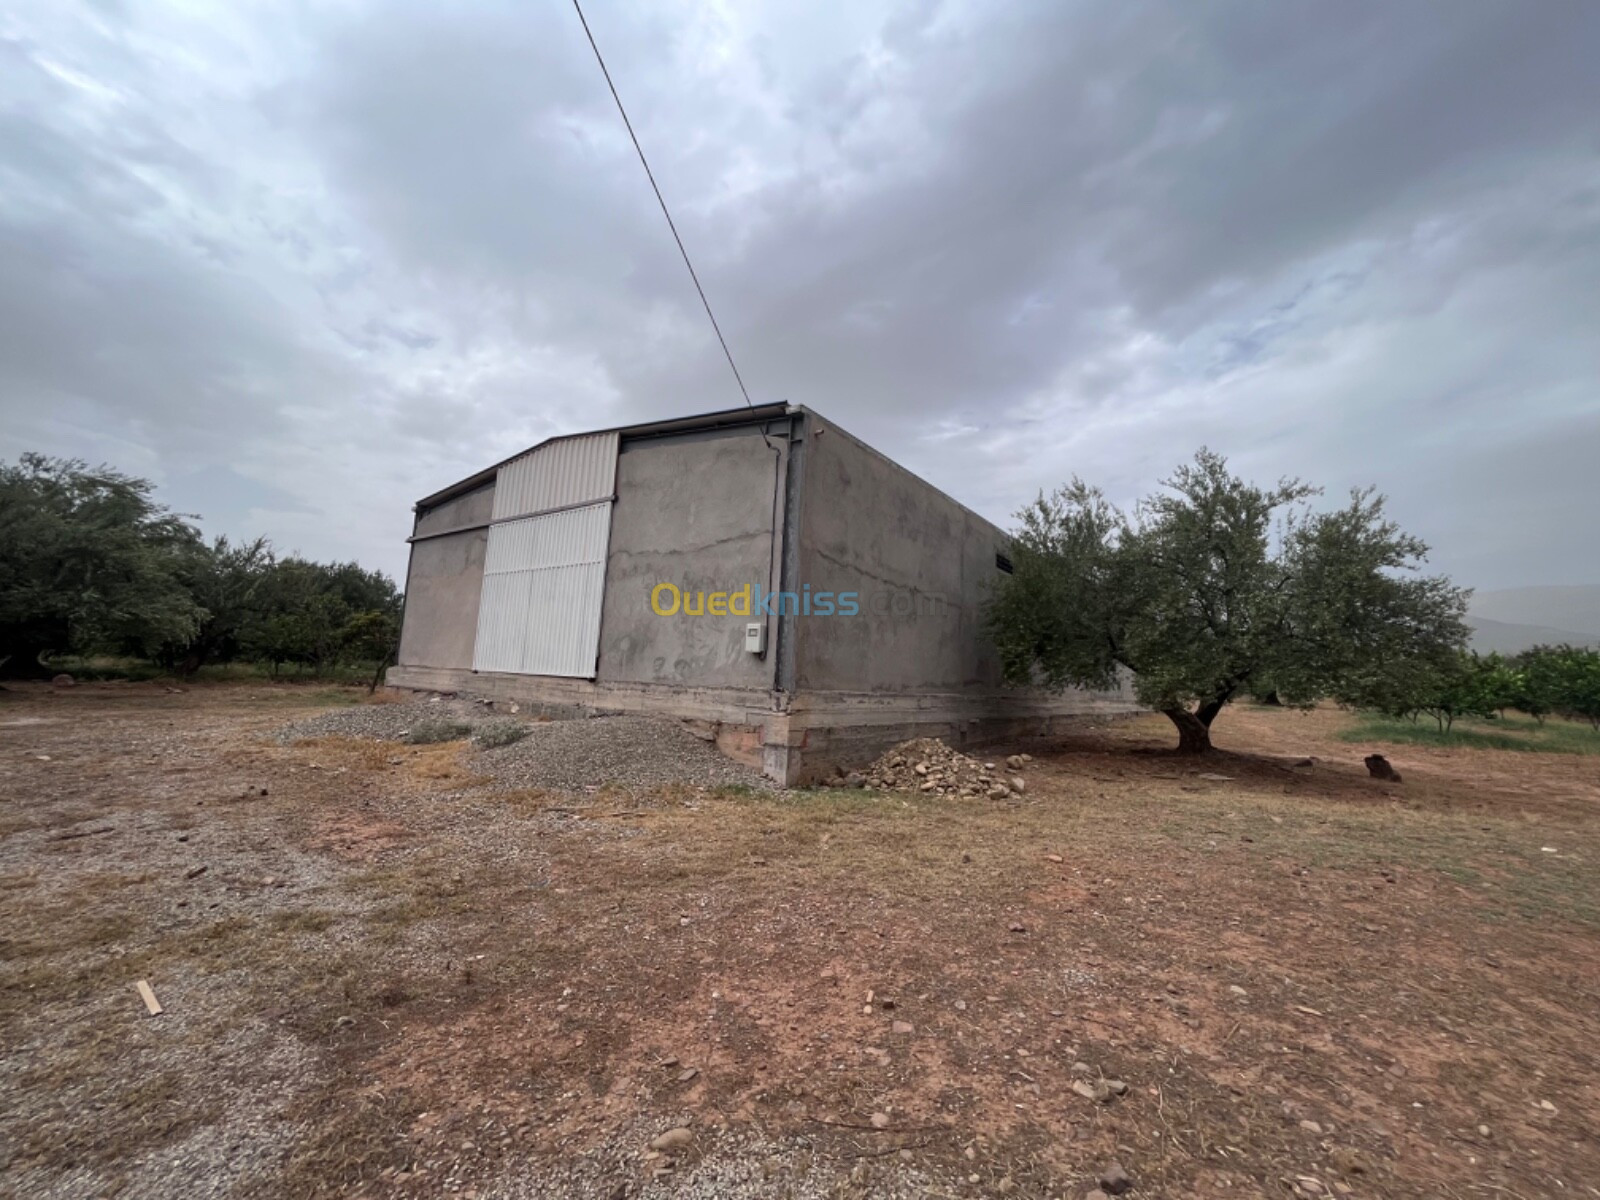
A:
836;737;1033;799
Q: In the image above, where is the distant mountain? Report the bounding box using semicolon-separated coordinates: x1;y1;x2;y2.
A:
1468;585;1600;641
1466;615;1598;656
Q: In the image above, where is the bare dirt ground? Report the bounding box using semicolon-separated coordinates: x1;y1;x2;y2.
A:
2;682;1598;1200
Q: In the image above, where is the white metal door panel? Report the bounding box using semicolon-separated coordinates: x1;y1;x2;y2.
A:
471;571;532;675
473;500;613;677
491;431;619;522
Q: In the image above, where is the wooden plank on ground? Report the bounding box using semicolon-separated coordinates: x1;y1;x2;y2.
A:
135;980;164;1016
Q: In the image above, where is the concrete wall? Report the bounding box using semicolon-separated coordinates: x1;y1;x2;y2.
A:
792;418;1007;692
387;409;1139;785
595;423;789;690
396;482;493;670
413;481;495;538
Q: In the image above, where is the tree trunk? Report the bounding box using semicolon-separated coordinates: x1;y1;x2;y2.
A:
1260;690;1283;706
1163;707;1214;754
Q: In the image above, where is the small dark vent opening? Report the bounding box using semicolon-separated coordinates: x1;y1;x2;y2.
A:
995;553;1014;575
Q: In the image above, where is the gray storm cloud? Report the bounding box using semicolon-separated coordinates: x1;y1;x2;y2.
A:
2;0;1596;586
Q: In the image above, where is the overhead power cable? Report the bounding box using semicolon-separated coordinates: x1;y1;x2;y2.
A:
569;0;755;411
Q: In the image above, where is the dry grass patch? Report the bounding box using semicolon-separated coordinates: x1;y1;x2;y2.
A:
3;685;1599;1200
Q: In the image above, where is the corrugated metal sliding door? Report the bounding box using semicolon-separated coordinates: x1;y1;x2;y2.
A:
472;432;619;678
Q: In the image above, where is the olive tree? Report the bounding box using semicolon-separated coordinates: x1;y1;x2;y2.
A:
0;455;203;676
987;450;1469;753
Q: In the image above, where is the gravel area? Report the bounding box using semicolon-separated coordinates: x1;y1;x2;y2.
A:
278;701;771;796
479;715;768;794
476;1119;944;1200
274;697;494;743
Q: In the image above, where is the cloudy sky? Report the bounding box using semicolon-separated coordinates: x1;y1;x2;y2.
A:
3;0;1597;590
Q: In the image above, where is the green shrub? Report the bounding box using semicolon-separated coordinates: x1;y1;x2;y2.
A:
403;719;473;745
473;720;530;749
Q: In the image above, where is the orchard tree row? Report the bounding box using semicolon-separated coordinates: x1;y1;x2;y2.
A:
1344;644;1600;732
0;454;401;681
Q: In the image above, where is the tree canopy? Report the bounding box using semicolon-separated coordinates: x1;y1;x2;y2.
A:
0;454;401;679
1349;645;1600;732
986;450;1470;752
0;454;204;675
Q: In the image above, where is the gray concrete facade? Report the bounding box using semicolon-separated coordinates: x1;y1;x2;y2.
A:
396;481;494;671
389;405;1136;782
793;418;1007;693
595;421;789;691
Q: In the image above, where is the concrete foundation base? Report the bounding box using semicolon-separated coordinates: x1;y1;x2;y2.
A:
386;666;1139;785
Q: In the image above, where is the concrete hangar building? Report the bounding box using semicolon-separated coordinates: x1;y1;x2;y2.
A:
388;404;1134;783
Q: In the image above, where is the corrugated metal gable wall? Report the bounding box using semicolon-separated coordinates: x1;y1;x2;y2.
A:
491;431;619;521
473;433;619;678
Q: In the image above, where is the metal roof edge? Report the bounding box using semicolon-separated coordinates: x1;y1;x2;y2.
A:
413;402;792;511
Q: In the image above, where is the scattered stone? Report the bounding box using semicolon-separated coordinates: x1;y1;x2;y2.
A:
1299;1119;1324;1135
648;1127;693;1152
1229;985;1248;997
1006;755;1025;769
52;673;75;687
1009;776;1026;794
676;1067;699;1083
859;737;1024;797
1197;772;1233;781
1097;1160;1132;1194
1328;1146;1368;1175
869;1112;890;1129
1364;754;1402;782
1477;1124;1491;1138
1045;853;1063;863
891;1020;914;1035
1073;1079;1121;1105
184;865;208;880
